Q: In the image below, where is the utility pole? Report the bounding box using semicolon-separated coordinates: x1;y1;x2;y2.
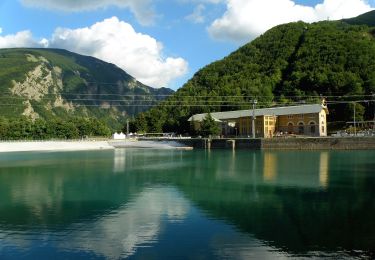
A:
126;119;129;135
252;99;257;139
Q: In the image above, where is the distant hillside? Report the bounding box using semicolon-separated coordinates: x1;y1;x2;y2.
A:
0;48;173;129
133;14;375;133
343;10;375;26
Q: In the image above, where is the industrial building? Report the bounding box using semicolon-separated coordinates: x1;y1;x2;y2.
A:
188;103;329;138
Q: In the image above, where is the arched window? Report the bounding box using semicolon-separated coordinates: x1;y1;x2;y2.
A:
287;122;294;133
298;122;304;134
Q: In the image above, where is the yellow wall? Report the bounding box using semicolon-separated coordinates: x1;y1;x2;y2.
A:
263;116;277;138
277;113;320;136
238;116;277;138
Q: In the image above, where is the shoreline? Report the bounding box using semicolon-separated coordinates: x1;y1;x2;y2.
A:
1;137;375;153
0;141;114;153
140;136;375;150
0;140;194;153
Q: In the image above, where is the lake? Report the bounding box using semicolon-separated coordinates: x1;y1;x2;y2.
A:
0;149;374;259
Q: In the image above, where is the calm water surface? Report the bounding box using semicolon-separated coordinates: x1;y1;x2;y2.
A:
0;149;374;259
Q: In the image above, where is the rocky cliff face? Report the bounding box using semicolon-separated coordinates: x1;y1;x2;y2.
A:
0;48;174;128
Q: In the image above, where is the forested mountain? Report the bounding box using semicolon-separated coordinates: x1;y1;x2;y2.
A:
0;48;173;130
132;11;375;134
344;10;375;26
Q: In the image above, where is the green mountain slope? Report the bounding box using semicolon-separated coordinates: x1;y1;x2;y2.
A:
134;15;375;134
0;48;173;129
343;10;375;27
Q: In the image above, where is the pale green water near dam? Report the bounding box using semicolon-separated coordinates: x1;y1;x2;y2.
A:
0;149;374;259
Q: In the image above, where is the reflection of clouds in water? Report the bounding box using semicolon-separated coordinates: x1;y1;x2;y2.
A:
0;186;189;259
113;149;126;173
10;174;64;219
59;186;190;259
211;233;289;259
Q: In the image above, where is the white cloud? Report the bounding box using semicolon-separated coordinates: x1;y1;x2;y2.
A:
20;0;155;26
48;17;188;88
186;4;206;24
0;30;38;48
208;0;374;43
0;17;188;88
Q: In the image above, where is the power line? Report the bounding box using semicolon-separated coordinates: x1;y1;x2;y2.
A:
0;99;373;108
2;91;375;99
1;94;374;101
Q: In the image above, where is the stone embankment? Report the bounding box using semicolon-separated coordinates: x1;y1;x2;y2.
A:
141;137;375;150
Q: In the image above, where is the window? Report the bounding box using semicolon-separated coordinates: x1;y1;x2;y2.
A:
288;115;293;119
321;126;325;133
288;122;294;133
298;114;304;119
310;122;316;134
298;122;304;134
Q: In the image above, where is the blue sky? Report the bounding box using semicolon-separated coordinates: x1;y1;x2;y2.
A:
0;0;374;90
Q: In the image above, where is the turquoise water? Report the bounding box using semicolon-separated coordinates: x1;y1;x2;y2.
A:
0;149;374;259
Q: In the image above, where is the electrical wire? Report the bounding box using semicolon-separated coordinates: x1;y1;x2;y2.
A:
0;99;373;107
1;91;374;99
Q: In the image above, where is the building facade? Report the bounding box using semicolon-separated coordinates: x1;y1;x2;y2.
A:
188;103;329;138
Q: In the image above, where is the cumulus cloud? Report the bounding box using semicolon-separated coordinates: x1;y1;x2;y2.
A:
0;30;38;48
185;4;206;24
208;0;374;43
48;17;188;88
20;0;155;25
0;17;188;88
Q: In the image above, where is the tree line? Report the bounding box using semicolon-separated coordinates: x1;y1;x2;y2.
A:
0;117;111;140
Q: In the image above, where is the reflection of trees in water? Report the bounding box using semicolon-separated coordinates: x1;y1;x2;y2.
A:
172;150;375;256
0;150;374;257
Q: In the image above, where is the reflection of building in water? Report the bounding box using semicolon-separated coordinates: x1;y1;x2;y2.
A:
213;150;238;179
113;149;126;173
262;152;330;189
263;152;277;182
319;152;329;188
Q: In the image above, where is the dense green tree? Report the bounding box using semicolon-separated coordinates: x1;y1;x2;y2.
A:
32;118;49;139
0;116;111;140
134;113;148;133
0;117;9;139
47;119;79;139
8;118;33;140
199;113;221;138
87;118;111;137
